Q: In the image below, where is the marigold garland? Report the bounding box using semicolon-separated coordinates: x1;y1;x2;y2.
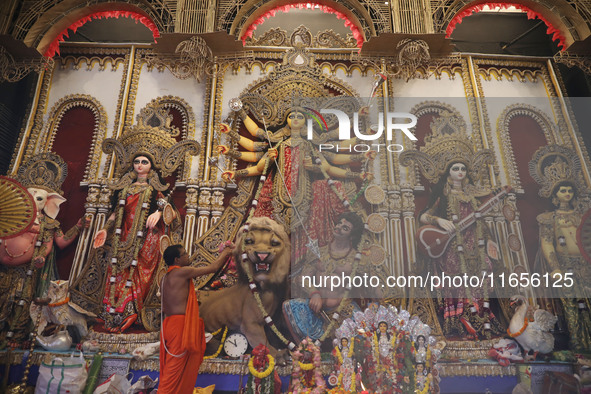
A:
204;326;228;359
507;317;529;338
248;354;275;379
298;360;315;371
415;372;430;394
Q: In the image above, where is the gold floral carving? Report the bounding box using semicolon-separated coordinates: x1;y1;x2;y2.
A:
246;28;288;47
13;66;53;170
316;30;357;48
247;25;358;49
477;67;542;83
148;36;213;82
0;45;53;83
220;0;378;40
58;45;130;71
554;52;591;75
547;60;591;186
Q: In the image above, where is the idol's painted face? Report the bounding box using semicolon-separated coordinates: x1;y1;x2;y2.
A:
333;218;353;239
287;112;305;130
449;162;467;182
341;338;349;348
379;322;388;333
556;185;574;204
133;156;151;176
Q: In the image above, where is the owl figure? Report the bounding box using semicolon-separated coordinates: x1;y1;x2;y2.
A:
30;280;95;338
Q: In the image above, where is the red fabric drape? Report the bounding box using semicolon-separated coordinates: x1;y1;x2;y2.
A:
508;115;547;268
52;106;95;279
45;11;160;58
446;3;566;50
241;3;364;48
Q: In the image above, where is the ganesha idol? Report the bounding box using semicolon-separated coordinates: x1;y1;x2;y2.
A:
0;152;88;347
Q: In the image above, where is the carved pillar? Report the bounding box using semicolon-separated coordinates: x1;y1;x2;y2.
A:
401;186;416;275
184;183;199;253
385;186;403;277
506;194;536;300
69;182;111;282
197;181;212;239
210;182;225;225
505;193;529;270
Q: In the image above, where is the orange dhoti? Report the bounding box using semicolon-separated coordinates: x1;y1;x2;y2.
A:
159;269;206;394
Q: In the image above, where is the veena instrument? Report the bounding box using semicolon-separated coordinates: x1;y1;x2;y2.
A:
417;187;510;259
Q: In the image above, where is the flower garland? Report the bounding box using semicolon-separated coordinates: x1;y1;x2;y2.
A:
204;326;228;359
246;352;276;394
507;317;528;338
105;184;152;313
372;330;397;373
289;338;325;394
415;370;430;394
248;354;275;378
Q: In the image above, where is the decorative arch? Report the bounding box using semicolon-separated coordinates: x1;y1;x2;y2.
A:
143;96;197;140
442;0;591;50
410;100;466;121
44;94;108;182
496;103;557;189
141;96;199;180
228;0;373;48
22;1;170;57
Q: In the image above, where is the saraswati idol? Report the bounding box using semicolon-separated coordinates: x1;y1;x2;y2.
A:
400;112;509;340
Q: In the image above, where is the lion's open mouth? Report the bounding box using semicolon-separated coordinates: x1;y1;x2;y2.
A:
254;252;271;272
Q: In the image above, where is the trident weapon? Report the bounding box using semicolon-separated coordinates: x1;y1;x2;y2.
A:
366;73;387;107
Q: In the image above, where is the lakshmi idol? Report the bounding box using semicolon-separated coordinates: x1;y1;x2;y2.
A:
70;111;199;332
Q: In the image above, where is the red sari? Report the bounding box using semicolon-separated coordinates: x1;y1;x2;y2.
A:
254;142;347;261
103;190;165;319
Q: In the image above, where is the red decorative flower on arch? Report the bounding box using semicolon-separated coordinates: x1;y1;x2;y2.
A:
45;11;160;58
446;3;566;51
241;3;364;48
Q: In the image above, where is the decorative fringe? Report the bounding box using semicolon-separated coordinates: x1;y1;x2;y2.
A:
441;339;497;360
438;362;517;377
86;330;159;354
